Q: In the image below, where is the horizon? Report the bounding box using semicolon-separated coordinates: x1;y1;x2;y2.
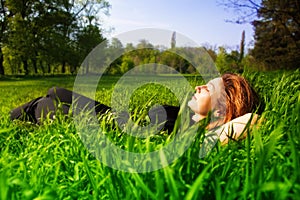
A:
102;0;255;51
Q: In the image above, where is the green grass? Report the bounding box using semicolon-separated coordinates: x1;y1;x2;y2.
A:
0;71;299;199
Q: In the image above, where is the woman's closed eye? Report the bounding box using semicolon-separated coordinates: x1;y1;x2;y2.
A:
195;85;210;93
207;84;215;94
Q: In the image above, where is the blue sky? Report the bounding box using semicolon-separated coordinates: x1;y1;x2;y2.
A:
102;0;255;50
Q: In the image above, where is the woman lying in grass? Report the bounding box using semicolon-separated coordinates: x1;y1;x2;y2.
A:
10;73;261;144
187;73;261;144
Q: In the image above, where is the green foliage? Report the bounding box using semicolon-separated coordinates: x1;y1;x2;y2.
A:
77;25;106;74
119;58;135;74
220;0;300;71
103;41;220;76
215;47;243;73
0;0;110;75
0;70;299;199
251;0;300;70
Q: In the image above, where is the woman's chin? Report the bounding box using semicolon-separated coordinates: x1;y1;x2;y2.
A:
187;100;196;111
188;106;197;114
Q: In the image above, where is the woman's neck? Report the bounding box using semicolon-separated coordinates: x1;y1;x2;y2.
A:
191;113;225;130
191;113;207;123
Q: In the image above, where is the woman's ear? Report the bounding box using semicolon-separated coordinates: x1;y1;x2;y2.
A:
213;109;224;118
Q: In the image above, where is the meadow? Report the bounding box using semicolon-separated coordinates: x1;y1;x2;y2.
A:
0;70;299;200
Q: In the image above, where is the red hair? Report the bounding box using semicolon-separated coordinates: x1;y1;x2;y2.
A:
220;73;259;123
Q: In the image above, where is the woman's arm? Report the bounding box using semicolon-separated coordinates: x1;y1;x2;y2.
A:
214;113;258;144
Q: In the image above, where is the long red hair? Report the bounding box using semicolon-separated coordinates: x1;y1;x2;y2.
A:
219;73;259;123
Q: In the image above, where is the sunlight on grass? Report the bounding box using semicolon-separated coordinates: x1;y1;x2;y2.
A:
0;71;299;199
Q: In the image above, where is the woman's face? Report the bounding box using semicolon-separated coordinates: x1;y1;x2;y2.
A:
188;77;224;116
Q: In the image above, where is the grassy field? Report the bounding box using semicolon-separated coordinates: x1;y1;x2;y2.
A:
0;70;299;199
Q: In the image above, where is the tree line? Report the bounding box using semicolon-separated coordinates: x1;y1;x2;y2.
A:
221;0;300;70
0;0;299;76
82;37;246;75
0;0;109;75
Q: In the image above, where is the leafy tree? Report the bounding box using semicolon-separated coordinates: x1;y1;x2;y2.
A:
76;24;105;74
4;0;38;74
106;37;124;74
252;0;300;69
120;57;134;74
239;30;245;63
159;49;189;74
1;0;109;75
0;0;10;75
203;45;218;62
51;0;109;74
134;40;156;66
215;47;241;73
159;51;177;72
220;0;300;70
215;47;230;73
171;31;176;49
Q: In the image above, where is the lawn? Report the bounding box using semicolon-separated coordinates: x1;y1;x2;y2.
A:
0;70;299;199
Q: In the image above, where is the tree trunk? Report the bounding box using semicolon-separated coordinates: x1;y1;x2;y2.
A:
39;60;44;75
32;58;38;74
62;61;66;74
239;30;245;63
47;63;51;74
0;53;4;75
23;60;29;75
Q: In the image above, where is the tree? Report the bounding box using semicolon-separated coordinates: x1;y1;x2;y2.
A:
4;0;37;75
104;38;124;74
252;0;300;69
120;57;134;74
215;47;241;73
239;30;245;63
220;0;300;70
2;0;110;75
77;24;105;74
218;0;261;24
0;0;10;75
52;0;110;74
171;31;176;49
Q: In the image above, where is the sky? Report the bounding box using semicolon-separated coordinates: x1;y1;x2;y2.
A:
101;0;255;50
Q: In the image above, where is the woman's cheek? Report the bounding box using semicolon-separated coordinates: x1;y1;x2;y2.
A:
188;99;198;113
197;97;212;115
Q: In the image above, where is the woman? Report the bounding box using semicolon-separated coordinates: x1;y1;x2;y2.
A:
10;73;261;143
187;73;261;144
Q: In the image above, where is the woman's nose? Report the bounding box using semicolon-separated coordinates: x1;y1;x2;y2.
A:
195;85;204;93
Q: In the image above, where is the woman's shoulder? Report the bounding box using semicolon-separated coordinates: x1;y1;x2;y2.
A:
211;113;259;144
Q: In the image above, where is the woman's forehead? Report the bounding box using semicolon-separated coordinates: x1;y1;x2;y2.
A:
207;77;222;87
207;77;225;96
